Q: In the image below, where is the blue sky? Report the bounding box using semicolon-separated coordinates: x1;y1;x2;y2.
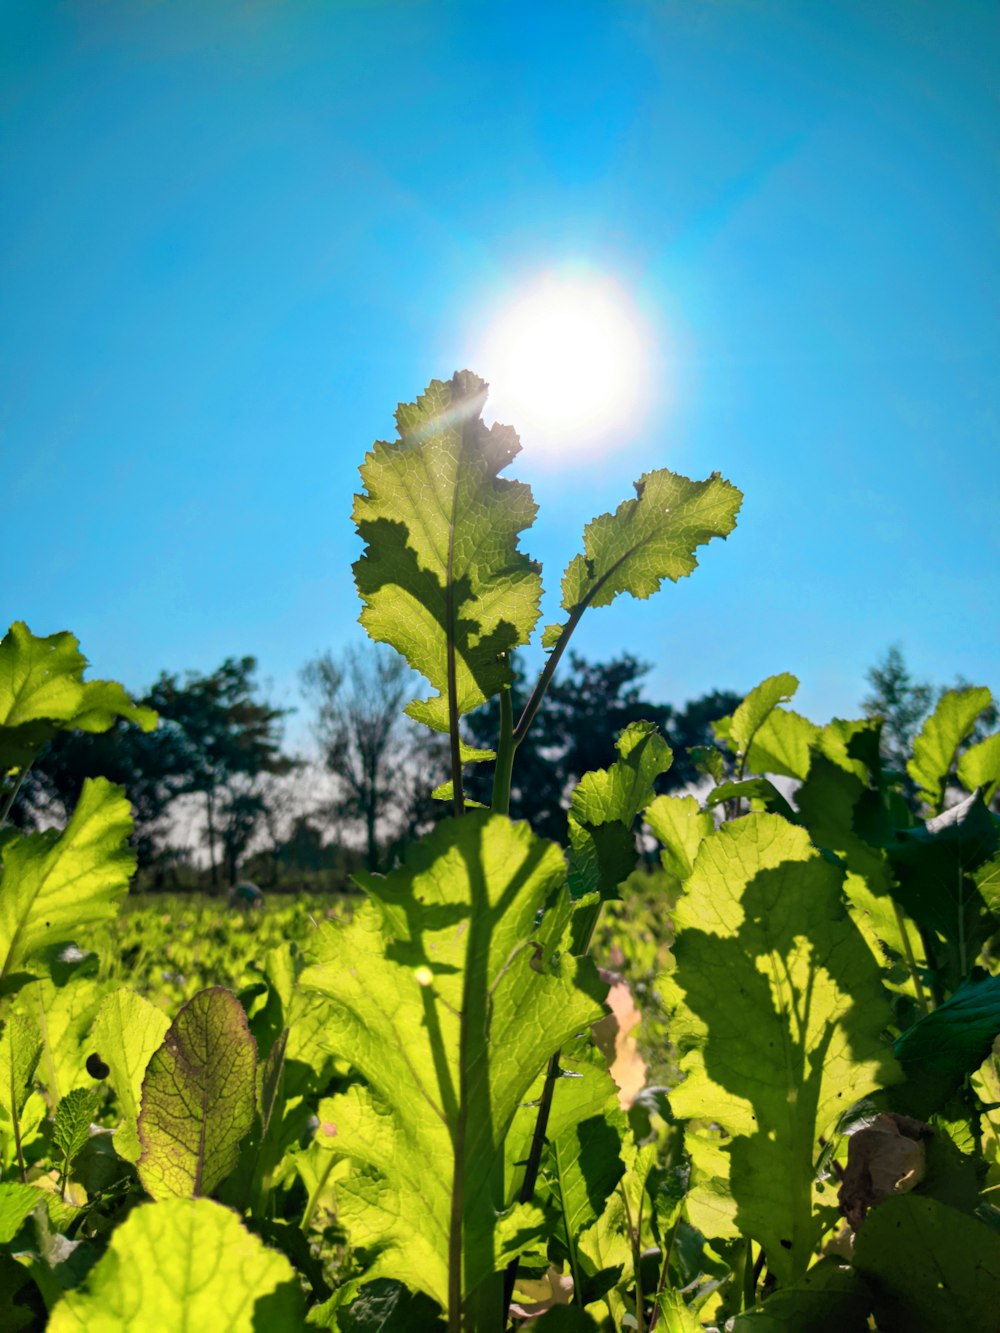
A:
3;1;998;740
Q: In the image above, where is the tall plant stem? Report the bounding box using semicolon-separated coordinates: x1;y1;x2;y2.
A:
513;607;584;746
502;900;606;1313
893;903;929;1014
0;765;29;827
492;684;514;815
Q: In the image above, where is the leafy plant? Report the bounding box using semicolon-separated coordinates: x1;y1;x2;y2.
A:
2;370;999;1331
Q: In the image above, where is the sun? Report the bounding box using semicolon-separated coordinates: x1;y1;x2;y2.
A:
473;271;651;455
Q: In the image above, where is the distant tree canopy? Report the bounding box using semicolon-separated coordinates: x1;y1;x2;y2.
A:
300;645;449;872
148;657;295;887
17;639;992;892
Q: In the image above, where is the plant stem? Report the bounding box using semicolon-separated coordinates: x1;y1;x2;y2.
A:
492;684;514;815
300;1151;337;1234
620;1182;646;1333
893;902;929;1015
741;1237;755;1310
0;765;29;827
513;607;585;746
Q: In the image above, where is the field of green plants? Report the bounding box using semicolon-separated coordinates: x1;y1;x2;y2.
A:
2;371;1000;1331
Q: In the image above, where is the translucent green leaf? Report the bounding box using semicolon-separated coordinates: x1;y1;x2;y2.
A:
652;1289;703;1332
551;469;741;640
663;814;899;1284
577;1135;657;1323
714;673;799;765
352;372;541;733
137;987;257;1199
567;721;673;899
0;622;155;774
0;1013;41;1119
957;731;1000;805
53;1087;98;1165
744;707;820;781
91;989;170;1163
908;686;993;813
300;812;606;1316
546;1103;626;1301
0;779;134;992
48;1196;303;1330
644;794;713;882
852;1195;1000;1332
0;1181;43;1242
704;777;796;820
26;971;104;1103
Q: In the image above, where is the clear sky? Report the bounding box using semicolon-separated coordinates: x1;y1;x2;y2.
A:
4;1;998;738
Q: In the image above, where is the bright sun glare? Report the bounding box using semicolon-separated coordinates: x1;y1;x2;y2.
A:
475;272;650;455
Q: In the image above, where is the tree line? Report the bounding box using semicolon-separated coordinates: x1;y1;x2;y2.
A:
11;642;984;893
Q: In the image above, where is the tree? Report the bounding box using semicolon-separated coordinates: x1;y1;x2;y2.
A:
861;645;934;772
149;657;294;888
12;715;189;873
301;645;448;871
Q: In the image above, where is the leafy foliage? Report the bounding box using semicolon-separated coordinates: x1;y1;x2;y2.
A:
5;374;1000;1332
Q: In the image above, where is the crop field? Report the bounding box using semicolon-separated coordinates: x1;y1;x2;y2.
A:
2;373;1000;1331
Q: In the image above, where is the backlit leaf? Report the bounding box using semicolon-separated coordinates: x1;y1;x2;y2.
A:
0;780;134;992
137;987;257;1199
662;814;899;1284
91;989;170;1163
48;1196;302;1330
300;812;606;1316
353;372;541;733
0;622;155;774
957;731;1000;805
0;1181;43;1243
567;721;672;899
53;1087;98;1165
714;673;799;766
551;469;741;640
908;686;993;814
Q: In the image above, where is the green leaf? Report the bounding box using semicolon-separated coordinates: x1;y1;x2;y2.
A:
53;1087;98;1165
300;812;606;1316
907;686;993;813
352;372;542;733
651;1288;704;1332
852;1195;1000;1333
48;1196;303;1330
688;744;726;783
0;1013;42;1119
546;1104;626;1301
550;469;741;640
662;814;899;1284
0;622;156;774
957;731;1000;805
0;779;135;992
567;720;673;899
704;777;796;821
137;987;257;1199
644;794;713;882
893;973;1000;1117
889;788;999;987
0;1181;43;1242
730;1257;871;1330
27;970;104;1104
714;673;799;766
91;989;170;1163
744;707;820;781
